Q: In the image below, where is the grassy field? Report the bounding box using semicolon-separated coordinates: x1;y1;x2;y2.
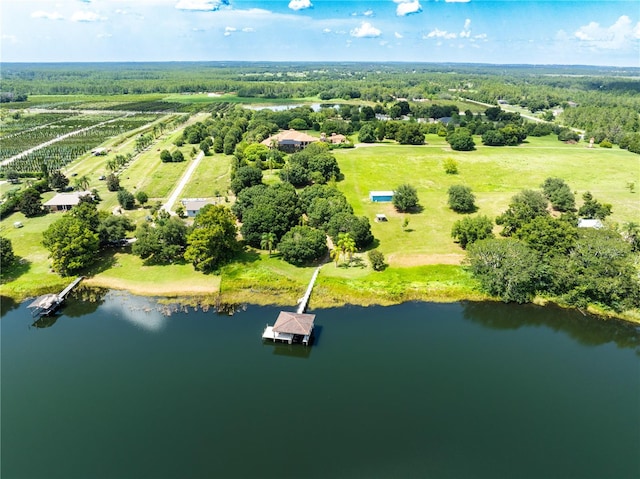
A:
2;120;639;318
334;135;640;265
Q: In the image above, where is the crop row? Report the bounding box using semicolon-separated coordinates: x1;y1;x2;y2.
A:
0;112;75;137
1;114;162;173
0;114;161;161
0;114;120;159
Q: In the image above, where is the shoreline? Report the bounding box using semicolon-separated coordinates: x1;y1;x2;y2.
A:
12;273;633;326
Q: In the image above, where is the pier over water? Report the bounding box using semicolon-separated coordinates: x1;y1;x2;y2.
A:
27;276;84;317
262;266;322;345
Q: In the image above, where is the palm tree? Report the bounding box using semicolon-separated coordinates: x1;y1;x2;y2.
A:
260;232;277;256
330;247;341;267
336;232;356;265
74;175;90;191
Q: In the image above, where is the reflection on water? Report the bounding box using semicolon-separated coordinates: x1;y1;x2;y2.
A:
31;314;58;329
461;301;640;352
0;295;19;317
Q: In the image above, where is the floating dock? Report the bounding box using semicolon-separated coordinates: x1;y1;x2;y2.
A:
27;276;84;317
262;266;321;346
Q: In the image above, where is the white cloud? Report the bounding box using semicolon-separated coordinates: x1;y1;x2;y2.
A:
224;26;236;36
394;0;422;17
97;33;112;38
460;18;471;38
425;28;457;39
31;11;64;20
323;28;332;33
288;0;312;11
395;32;403;39
445;0;471;3
364;10;374;17
350;22;381;38
71;11;107;22
242;27;254;33
574;15;640;49
175;0;229;11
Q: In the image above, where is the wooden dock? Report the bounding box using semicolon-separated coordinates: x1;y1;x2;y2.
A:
297;266;321;314
263;266;321;346
27;276;84;317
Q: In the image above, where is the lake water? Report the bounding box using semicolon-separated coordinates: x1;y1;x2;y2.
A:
2;291;639;479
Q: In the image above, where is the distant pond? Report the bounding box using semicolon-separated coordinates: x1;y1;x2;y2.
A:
1;291;639;479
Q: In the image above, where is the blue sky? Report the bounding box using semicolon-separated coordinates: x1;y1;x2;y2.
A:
1;0;639;66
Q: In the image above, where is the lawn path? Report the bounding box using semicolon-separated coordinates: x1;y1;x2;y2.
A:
162;150;204;214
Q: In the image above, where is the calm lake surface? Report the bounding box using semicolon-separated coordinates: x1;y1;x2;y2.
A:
2;291;639;479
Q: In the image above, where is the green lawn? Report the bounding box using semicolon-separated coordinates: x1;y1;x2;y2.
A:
333;135;640;264
180;153;232;199
84;251;221;299
0;212;69;298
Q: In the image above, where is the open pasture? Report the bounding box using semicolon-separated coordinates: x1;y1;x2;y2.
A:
334;135;640;265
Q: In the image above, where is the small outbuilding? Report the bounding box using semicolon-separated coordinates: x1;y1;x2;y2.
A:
262;311;315;345
369;190;395;202
578;218;604;229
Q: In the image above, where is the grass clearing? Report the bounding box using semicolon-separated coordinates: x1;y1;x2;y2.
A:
334;135;640;265
180;153;231;199
0;212;69;298
83;251;221;297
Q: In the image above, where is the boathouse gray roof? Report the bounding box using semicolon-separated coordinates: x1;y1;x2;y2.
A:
27;294;59;310
273;311;315;336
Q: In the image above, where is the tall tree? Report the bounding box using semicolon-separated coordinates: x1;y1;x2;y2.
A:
42;215;100;275
496;189;548;236
467;238;542;303
132;217;187;265
277;226;328;266
185;205;238;273
18;188;43;217
49;170;69;190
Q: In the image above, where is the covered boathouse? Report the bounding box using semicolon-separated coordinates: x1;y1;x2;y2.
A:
263;311;315;346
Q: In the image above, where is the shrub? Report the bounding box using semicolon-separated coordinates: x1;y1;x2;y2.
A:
443;158;458;174
0;236;15;267
392;184;419;212
599;139;613;148
447;129;475;151
171;150;185;162
117;189;135;210
368;249;386;271
106;173;120;192
451;215;494;249
448;185;476;213
135;191;149;206
160;150;172;162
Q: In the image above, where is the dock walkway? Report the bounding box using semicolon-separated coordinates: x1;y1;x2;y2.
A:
28;276;84;317
262;266;322;346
